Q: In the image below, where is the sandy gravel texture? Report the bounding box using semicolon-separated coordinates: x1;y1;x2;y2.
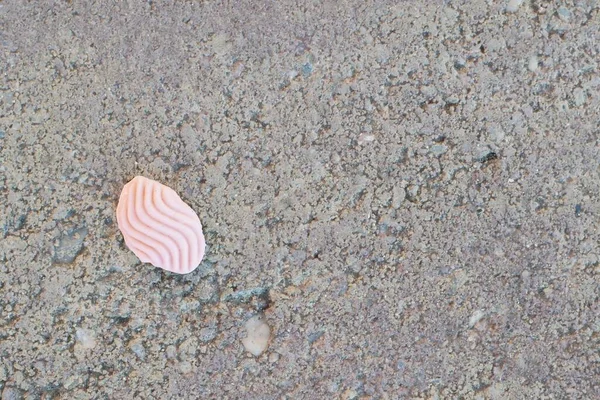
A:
1;1;599;399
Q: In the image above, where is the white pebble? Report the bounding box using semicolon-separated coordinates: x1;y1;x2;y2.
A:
506;0;523;13
574;88;587;106
129;340;146;360
469;310;486;328
528;55;538;72
242;315;271;356
75;328;96;349
358;133;376;145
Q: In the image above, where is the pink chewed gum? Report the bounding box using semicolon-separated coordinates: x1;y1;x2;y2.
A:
116;176;206;274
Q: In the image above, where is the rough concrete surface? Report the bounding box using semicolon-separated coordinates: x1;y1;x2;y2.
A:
0;1;599;399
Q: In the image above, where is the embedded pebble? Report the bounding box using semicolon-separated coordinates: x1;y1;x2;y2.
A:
75;328;96;349
574;88;586;107
165;345;177;359
179;361;193;374
241;315;271;356
469;310;486;328
392;186;406;209
358;133;376;145
506;0;523;13
52;227;88;264
489;127;506;143
557;7;571;21
1;387;22;400
302;63;313;77
198;326;217;343
430;144;447;157
129;340;146;360
528;55;538;72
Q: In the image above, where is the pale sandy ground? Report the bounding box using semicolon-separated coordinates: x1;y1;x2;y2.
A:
1;1;599;399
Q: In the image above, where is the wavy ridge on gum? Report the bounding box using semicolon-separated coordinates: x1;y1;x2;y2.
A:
116;176;206;274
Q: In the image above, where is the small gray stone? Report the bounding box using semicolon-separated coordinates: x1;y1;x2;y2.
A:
557;7;571;21
574;88;586;107
1;387;22;400
178;361;193;374
430;144;448;157
199;326;217;343
301;63;313;77
129;340;146;360
445;96;460;105
52;226;87;264
506;0;523;13
165;345;177;359
307;330;324;344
